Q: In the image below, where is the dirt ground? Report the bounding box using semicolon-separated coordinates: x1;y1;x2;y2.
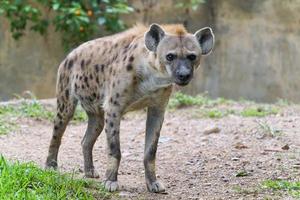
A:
0;101;300;200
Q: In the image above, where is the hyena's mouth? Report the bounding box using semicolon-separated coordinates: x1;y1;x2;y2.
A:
174;78;191;86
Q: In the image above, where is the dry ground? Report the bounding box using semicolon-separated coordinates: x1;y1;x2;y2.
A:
0;100;300;199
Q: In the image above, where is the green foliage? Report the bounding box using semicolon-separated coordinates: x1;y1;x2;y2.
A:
0;100;87;135
175;0;206;11
169;92;281;119
19;101;54;120
73;106;88;122
0;155;110;199
0;0;133;50
262;180;300;198
241;106;279;117
168;92;232;108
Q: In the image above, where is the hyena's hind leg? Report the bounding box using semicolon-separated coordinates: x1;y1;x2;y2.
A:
45;94;77;169
81;111;104;178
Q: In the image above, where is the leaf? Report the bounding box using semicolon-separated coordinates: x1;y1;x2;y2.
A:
52;3;60;11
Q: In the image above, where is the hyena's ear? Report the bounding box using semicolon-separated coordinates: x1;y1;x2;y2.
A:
145;23;165;52
194;27;214;55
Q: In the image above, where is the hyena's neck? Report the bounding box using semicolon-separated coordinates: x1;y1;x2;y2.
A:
135;52;173;94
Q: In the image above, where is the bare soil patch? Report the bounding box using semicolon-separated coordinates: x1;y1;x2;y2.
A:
0;100;300;199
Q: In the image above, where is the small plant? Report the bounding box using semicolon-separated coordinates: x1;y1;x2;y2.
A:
256;120;282;137
204;109;223;118
241;106;279;117
0;118;16;135
262;180;300;198
19;101;54;120
73;106;88;122
0;156;110;199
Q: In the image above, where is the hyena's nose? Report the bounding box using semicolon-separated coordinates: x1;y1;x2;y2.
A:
176;70;191;82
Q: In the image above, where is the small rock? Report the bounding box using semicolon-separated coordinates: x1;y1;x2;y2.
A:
281;144;290;150
203;127;221;135
234;142;248;149
232;157;239;161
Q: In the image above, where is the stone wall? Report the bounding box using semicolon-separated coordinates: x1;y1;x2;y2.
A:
1;0;300;102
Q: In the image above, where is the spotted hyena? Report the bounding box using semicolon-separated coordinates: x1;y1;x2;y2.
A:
45;23;214;193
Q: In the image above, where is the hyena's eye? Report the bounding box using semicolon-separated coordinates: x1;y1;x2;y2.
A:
187;54;197;61
166;53;176;61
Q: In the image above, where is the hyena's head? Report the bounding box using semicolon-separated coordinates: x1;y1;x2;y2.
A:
145;23;214;86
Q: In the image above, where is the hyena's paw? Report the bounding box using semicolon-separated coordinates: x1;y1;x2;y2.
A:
104;180;119;192
84;168;100;178
147;180;166;193
45;160;58;170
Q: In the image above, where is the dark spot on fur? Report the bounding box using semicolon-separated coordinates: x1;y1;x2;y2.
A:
81;60;85;69
53;135;57;139
112;113;117;118
114;43;118;48
133;44;138;49
57;113;62;119
109;122;114;127
116;93;120;98
68;59;74;69
54;126;58;131
94;64;99;72
76;74;79;79
89;74;93;80
75;83;78;92
81;85;85;89
112;82;115;88
129;56;134;62
123;55;127;61
79;76;82;80
113;101;119;106
101;64;105;72
109;68;112;74
92;93;97;98
65;90;69;99
112;130;119;136
96;77;99;84
126;64;133;71
110;97;113;103
84;76;88;83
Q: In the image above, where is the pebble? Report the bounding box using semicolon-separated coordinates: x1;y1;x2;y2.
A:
232;157;240;161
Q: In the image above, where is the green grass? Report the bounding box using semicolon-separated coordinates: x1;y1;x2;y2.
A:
168;92;232;108
262;180;300;198
169;92;281;119
0;100;88;134
0;156;110;200
241;106;279;117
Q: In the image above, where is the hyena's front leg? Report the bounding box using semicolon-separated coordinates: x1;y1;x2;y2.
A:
103;110;121;192
144;106;166;193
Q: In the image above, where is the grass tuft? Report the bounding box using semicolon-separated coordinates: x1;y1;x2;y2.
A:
262;180;300;198
0;156;110;199
241;106;279;117
168;92;232;108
